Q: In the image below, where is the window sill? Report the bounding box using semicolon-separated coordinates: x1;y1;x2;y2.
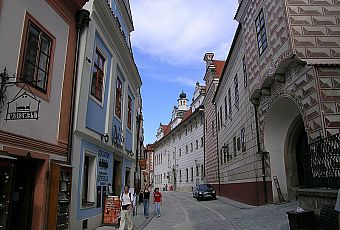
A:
81;201;96;209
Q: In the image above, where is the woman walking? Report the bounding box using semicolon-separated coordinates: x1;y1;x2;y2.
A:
143;185;151;218
153;187;162;218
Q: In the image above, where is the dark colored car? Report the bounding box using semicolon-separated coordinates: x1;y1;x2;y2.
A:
193;184;216;200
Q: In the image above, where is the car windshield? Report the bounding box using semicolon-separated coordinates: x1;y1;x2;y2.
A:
198;184;213;191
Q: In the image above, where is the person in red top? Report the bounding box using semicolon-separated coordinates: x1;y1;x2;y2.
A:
153;187;162;217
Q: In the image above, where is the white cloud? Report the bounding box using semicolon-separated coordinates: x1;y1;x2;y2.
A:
130;0;239;65
148;74;197;87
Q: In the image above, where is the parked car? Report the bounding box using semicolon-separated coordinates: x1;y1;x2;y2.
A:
193;184;216;200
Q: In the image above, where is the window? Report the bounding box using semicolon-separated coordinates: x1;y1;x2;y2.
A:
179;132;182;140
179;170;182;182
212;121;215;137
217;111;220;131
82;154;96;206
127;95;132;129
196;165;199;176
233;137;237;157
237;137;241;151
201;165;204;180
228;89;232;118
220;149;223;165
223;145;227;163
115;78;123;118
224;96;228;120
195;120;198;128
234;75;239;109
226;144;230;161
255;9;268;56
186;145;188;154
243;56;248;88
190;125;193;132
196;140;199;149
186;168;188;182
220;106;223;129
191;143;193;152
201;137;204;147
191;167;194;181
179;148;182;156
20;18;54;93
185;129;188;135
241;128;246;152
91;49;105;102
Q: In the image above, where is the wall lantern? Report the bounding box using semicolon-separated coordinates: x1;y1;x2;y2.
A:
101;133;109;144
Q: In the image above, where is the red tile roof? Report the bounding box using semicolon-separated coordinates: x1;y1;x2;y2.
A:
212;60;225;78
181;108;192;123
162;124;171;136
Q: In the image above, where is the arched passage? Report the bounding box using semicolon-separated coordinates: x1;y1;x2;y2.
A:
264;97;307;203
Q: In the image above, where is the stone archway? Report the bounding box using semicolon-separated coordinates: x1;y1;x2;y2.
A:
263;97;307;203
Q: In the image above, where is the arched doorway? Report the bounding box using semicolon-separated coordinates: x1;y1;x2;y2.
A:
264;97;307;203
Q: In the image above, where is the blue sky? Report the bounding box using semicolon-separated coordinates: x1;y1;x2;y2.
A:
129;0;239;144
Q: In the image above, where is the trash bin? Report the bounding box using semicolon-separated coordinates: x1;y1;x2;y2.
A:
287;209;316;230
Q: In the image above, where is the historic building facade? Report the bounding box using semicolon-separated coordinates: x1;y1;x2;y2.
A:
70;0;142;229
211;0;340;207
0;0;88;229
213;25;272;205
202;53;225;189
153;84;205;192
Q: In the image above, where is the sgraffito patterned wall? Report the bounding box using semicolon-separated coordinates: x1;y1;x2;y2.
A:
285;0;340;61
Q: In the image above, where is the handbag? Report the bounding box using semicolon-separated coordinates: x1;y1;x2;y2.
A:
122;204;130;210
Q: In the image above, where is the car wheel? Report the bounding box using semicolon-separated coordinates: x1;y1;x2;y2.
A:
213;195;217;200
193;193;195;198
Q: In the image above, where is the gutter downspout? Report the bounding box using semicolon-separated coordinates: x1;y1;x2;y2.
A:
253;102;268;205
214;102;221;196
67;9;90;165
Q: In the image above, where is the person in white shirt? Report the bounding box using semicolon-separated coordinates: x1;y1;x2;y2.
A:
119;185;133;230
335;189;340;230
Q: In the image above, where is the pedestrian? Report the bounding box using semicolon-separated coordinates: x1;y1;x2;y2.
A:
119;185;133;230
139;189;144;205
153;187;162;218
143;185;151;218
335;188;340;230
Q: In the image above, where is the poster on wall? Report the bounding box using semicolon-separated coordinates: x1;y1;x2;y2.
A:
103;196;121;226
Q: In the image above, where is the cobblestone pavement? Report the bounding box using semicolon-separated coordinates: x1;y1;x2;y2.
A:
96;201;155;230
141;191;298;230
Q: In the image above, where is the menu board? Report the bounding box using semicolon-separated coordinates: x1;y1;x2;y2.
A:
103;196;121;226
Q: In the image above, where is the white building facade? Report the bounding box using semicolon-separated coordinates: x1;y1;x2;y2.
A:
70;0;142;229
153;84;205;192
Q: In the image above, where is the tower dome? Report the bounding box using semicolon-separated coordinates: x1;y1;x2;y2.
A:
179;91;186;99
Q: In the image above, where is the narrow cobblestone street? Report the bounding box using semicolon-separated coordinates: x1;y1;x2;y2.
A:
142;191;297;230
97;191;298;230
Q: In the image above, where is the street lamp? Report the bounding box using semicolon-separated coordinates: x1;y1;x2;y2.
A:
101;133;109;144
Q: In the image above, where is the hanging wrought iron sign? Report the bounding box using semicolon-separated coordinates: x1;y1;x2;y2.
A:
0;67;41;121
5;90;40;121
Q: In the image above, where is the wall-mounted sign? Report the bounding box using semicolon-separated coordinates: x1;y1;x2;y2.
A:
112;125;125;148
5;87;40;121
98;149;111;186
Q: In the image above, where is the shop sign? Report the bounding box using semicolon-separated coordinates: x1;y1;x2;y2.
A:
5;90;40;121
112;125;124;148
98;149;110;186
103;196;121;226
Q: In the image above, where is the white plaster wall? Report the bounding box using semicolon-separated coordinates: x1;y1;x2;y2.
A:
0;0;69;144
154;115;204;192
264;97;300;203
215;30;259;184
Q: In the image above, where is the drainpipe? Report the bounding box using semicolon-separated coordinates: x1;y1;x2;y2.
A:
67;9;90;165
214;102;221;196
253;101;268;204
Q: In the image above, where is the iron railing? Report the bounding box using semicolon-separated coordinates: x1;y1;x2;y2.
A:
301;133;340;188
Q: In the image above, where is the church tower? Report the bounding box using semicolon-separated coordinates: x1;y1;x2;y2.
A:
177;91;189;111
